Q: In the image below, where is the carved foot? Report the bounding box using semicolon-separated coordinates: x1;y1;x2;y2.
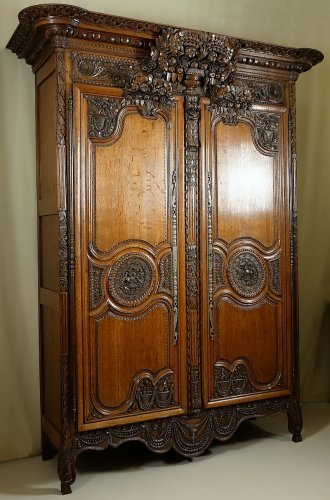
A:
58;448;77;495
41;432;57;461
287;398;303;443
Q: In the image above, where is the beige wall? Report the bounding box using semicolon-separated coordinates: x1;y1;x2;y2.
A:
1;0;329;463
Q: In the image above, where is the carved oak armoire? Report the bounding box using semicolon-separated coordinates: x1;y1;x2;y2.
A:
7;4;323;494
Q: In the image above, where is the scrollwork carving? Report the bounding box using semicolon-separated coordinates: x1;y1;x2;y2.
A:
244;81;285;105
73;53;139;88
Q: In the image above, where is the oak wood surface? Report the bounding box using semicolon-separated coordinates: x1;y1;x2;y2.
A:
6;4;323;493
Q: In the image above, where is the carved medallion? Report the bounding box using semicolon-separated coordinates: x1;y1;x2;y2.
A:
108;254;155;307
227;250;266;298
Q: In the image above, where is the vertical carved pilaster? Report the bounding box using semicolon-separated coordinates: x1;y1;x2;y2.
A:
172;171;178;345
56;51;77;492
185;95;202;411
207;172;214;340
288;81;303;442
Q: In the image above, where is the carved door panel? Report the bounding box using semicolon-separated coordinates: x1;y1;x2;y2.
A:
200;99;292;407
74;85;186;430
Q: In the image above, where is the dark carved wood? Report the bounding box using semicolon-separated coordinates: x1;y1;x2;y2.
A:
7;4;322;494
108;253;155;307
56;396;289;479
227;250;266;298
287;82;303;443
7;5;323;71
269;257;282;296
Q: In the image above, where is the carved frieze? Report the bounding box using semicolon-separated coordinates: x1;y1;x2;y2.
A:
108;253;155;307
73;53;139;88
244;81;285;105
227;250;266;298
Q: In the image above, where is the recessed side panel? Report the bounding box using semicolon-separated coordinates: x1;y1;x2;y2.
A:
75;87;186;430
200;101;291;407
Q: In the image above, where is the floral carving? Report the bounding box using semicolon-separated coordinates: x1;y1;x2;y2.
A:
209;83;253;125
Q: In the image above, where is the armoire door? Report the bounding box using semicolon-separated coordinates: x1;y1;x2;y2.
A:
200;98;292;407
74;85;187;430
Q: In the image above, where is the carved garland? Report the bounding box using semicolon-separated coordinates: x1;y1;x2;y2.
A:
74;397;289;459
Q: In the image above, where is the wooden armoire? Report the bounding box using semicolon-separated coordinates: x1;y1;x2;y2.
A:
7;5;323;494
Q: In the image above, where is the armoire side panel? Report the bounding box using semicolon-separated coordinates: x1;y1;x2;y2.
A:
35;54;62;446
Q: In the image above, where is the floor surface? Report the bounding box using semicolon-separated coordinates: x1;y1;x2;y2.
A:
0;402;329;499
